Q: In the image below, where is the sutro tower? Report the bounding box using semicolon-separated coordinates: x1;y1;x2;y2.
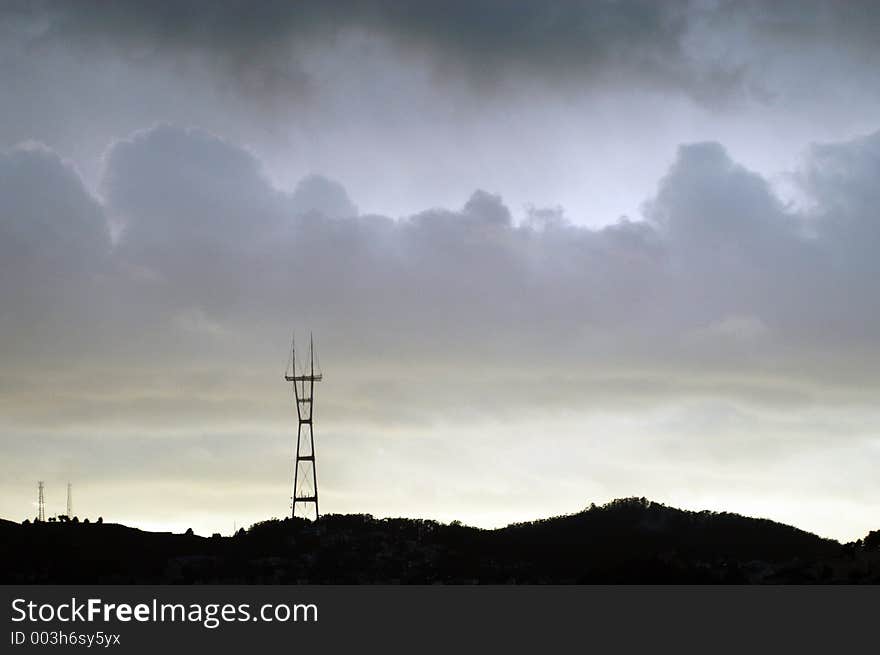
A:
66;482;73;518
284;333;323;520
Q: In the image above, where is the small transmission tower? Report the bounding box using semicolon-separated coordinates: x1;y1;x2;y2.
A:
66;482;73;518
284;333;323;520
37;481;45;522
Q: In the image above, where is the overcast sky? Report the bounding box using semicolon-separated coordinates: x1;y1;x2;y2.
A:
2;0;880;540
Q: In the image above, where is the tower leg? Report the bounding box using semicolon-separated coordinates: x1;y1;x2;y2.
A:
292;423;301;519
292;421;319;520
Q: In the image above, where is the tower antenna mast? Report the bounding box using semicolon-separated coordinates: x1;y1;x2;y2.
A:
284;332;323;520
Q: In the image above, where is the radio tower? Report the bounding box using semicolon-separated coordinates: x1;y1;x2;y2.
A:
37;481;45;522
284;333;323;520
66;482;73;518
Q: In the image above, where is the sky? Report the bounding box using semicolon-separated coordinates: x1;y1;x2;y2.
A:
2;0;880;541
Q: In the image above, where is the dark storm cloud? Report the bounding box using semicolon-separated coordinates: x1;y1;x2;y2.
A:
1;0;861;107
6;0;880;107
717;0;880;50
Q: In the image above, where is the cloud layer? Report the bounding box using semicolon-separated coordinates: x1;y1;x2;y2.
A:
5;123;880;410
9;0;880;106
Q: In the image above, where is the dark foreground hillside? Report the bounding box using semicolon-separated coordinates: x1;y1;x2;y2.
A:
2;498;879;583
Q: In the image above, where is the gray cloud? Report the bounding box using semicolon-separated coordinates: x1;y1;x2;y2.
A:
291;174;357;219
4;1;880;229
5;123;880;395
0;143;108;275
7;0;879;108
9;1;692;96
0;144;113;361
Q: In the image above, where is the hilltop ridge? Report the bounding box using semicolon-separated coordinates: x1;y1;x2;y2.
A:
2;498;878;583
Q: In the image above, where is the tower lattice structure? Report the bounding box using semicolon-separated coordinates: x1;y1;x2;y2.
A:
37;481;45;522
284;334;323;520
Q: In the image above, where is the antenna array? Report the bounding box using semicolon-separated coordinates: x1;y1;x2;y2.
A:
284;333;323;520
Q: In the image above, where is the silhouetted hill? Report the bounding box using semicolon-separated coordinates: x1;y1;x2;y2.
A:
2;498;878;583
